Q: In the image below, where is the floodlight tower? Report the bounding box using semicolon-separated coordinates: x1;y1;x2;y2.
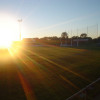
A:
87;26;88;36
71;29;73;46
97;24;98;38
18;19;22;41
77;28;79;47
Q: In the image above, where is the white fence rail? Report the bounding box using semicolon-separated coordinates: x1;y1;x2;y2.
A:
66;78;100;100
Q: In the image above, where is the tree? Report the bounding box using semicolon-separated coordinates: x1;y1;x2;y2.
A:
80;33;87;38
61;32;68;45
61;32;68;38
72;36;79;39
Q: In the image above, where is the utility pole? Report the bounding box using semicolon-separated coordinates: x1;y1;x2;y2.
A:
18;19;22;41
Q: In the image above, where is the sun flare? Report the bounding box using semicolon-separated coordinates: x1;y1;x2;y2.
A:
0;13;20;48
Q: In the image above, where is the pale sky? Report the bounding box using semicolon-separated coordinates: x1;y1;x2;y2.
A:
0;0;100;38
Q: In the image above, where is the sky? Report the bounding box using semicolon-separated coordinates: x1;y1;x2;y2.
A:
0;0;100;38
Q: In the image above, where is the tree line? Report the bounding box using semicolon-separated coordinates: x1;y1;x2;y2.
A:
22;32;100;46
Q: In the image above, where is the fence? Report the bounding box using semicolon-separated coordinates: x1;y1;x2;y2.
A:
66;78;100;100
68;24;100;39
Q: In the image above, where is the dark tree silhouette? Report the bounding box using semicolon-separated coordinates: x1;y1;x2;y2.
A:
61;32;68;45
61;32;68;38
72;36;79;39
80;33;87;38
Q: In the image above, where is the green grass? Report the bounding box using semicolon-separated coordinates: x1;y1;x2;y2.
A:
0;46;100;100
16;46;100;100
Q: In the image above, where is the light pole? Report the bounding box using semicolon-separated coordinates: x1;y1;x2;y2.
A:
77;28;79;47
71;29;73;46
97;24;98;38
87;26;88;37
18;19;22;41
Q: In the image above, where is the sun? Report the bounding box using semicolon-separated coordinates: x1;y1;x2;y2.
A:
0;13;20;48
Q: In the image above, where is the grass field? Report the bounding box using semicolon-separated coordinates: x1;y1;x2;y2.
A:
0;46;100;100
